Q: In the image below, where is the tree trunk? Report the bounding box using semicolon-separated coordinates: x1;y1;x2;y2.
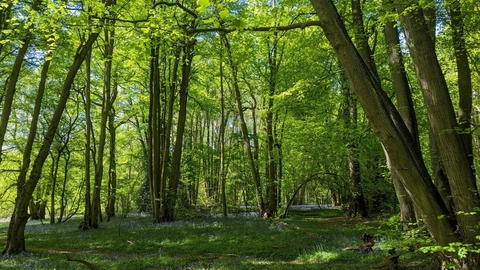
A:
58;147;72;223
344;82;368;218
448;0;473;169
91;23;116;228
265;34;282;218
161;38;195;222
394;0;480;244
148;39;162;223
382;1;418;225
106;84;118;221
219;38;228;217
81;48;93;230
0;0;42;164
222;34;265;215
310;0;457;247
3;29;103;255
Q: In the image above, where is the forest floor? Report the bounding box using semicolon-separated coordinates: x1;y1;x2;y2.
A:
0;208;433;269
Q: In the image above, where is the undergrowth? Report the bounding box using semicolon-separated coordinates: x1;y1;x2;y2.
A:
0;209;431;269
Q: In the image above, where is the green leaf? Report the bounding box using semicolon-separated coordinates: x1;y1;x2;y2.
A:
202;18;214;24
196;5;207;13
219;9;228;19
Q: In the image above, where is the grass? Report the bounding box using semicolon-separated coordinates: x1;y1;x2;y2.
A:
0;209;430;269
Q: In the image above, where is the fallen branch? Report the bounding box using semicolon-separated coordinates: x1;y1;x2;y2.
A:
343;233;375;253
370;249;400;270
64;253;99;270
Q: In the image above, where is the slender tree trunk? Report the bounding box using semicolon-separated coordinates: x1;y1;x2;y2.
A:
448;0;473;168
382;0;418;225
106;85;118;221
222;34;265;215
81;49;93;230
148;39;162;223
3;28;103;255
265;35;282;218
219;38;227;217
162;38;195;222
104;20;118;221
0;0;42;164
58;147;72;223
49;153;59;223
343;80;368;218
91;21;116;228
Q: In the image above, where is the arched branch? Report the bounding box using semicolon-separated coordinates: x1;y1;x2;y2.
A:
280;173;333;218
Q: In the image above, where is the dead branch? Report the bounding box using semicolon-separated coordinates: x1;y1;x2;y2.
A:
64;253;99;270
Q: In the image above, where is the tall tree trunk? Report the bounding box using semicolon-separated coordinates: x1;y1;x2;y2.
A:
382;1;418;225
448;0;473;169
264;34;282;218
222;34;265;215
156;45;181;222
219;38;227;217
346;0;370;218
343;79;367;218
91;19;116;228
58;146;72;223
81;48;93;229
49;152;59;223
106;83;118;221
104;15;118;221
148;39;162;223
310;0;457;247
3;28;104;255
161;38;195;222
393;0;480;245
310;0;479;266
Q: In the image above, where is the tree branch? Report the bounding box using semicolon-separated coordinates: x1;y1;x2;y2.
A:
189;21;322;34
153;1;198;19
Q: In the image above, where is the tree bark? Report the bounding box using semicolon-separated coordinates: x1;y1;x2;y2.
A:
448;0;473;169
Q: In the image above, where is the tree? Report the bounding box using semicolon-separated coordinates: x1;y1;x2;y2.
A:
382;0;418;226
222;33;266;216
0;0;43;164
91;7;117;228
3;0;115;255
310;0;480;266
